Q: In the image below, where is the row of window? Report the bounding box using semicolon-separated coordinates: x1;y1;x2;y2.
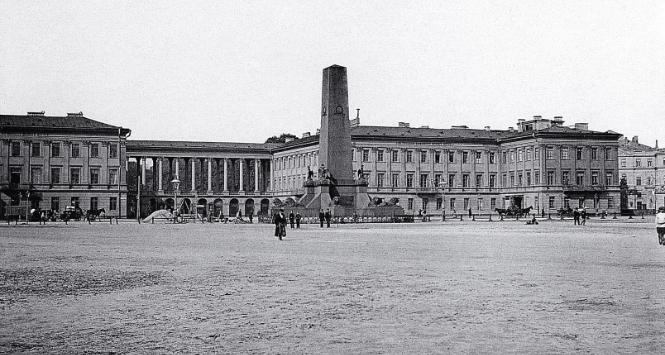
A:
403;196;615;211
275;153;318;171
8;166;119;185
360;149;495;164
620;158;662;168
7;141;118;159
9;196;118;211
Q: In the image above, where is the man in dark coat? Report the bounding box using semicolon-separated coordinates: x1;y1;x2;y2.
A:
324;209;332;228
295;212;301;228
289;211;295;229
319;209;325;228
274;209;286;240
573;209;580;225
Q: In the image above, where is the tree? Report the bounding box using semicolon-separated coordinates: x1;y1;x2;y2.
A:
265;133;297;143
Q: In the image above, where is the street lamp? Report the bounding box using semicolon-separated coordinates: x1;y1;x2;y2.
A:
171;178;180;216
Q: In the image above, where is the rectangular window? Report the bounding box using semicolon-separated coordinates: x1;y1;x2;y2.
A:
591;171;599;185
534;197;539;210
576;147;583;160
546;147;554;159
449;198;456;210
30;167;42;184
31;142;41;157
434;151;441;163
110;197;118;211
502;174;507;187
392;150;399;162
534;170;540;184
517;149;523;162
407;198;414;210
549;196;556;209
636;177;642;186
90;143;99;158
51;142;61;157
547;171;555;185
434;174;442;187
71;197;80;207
576;171;585;185
607;197;614;208
564;198;570;209
362;149;369;162
463;198;469;210
462;151;469;163
502;151;507;163
70;167;81;184
525;148;531;161
561;147;569;160
489;174;496;188
448;174;455;187
436;198;442;210
51;167;61;184
517;173;523;186
635;159;641;167
406;151;413;163
489;152;495;164
510;173;515;186
620;159;626;168
51;197;60;211
420;150;427;163
10;167;21;184
647;159;653;167
420;174;428;188
90;197;98;211
534;147;540;160
510;151;515;163
71;143;80;158
377;150;384;162
406;173;414;188
591;147;598;160
491;198;496;210
462;174;470;188
422;198;428;211
526;172;531;186
448;151;455;163
377;173;385;188
11;141;21;156
477;198;484;210
562;171;570;185
475;151;482;164
90;168;100;184
392;173;399;187
605;147;612;160
109;144;118;158
605;172;613;186
475;174;482;187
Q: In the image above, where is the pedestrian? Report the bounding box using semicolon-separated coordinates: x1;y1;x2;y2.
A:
324;209;332;228
468;208;472;218
295;212;301;228
656;206;665;245
319;209;325;228
289;210;295;228
581;209;587;225
274;208;286;240
573;209;580;225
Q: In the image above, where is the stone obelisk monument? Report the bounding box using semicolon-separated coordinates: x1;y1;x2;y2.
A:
319;65;353;183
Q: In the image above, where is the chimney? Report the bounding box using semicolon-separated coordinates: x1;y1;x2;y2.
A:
302;132;311;138
484;126;491;131
656;140;659;149
632;136;639;144
27;111;45;116
398;122;410;128
574;123;589;130
508;127;515;132
533;115;542;120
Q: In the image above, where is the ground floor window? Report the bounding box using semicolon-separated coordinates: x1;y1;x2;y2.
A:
90;197;98;211
51;197;59;211
422;198;428;211
436;198;442;210
477;198;483;210
449;198;456;210
463;198;469;210
71;197;79;207
608;197;614;208
548;196;555;209
490;198;496;210
407;198;414;210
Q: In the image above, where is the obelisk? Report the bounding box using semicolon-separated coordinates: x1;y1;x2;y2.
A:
319;65;353;183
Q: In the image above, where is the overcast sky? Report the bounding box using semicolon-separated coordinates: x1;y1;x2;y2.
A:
2;1;664;145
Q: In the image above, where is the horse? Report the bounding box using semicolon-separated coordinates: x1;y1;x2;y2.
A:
85;208;106;222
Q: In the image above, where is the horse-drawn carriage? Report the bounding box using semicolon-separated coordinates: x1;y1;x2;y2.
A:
495;205;533;218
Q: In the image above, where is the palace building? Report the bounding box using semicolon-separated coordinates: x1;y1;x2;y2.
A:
1;66;624;219
618;136;665;213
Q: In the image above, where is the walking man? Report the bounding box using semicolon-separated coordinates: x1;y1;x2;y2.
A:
289;211;295;229
656;206;665;245
274;209;286;240
319;209;325;228
573;209;580;225
295;212;301;229
581;209;587;225
324;209;332;228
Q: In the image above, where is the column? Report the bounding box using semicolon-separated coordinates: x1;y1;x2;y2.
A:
269;158;274;192
223;158;228;192
174;158;180;192
207;158;213;194
254;159;259;193
141;156;146;185
158;157;163;193
191;158;196;193
239;158;244;192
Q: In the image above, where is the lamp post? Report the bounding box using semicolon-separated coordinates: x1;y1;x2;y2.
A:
171;178;180;217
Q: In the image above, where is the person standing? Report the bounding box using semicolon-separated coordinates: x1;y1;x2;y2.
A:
289;211;295;229
656;207;665;245
324;209;332;228
319;209;325;228
581;209;587;225
274;209;286;240
295;212;301;228
573;209;580;225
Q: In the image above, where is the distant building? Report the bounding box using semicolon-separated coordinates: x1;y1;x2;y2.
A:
0;112;130;219
618;136;665;212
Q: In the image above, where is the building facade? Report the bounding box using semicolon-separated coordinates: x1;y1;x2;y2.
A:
0;112;130;219
2;113;624;219
618;136;665;212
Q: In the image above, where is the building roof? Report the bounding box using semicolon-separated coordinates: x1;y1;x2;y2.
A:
618;137;655;152
0;113;130;136
127;140;278;154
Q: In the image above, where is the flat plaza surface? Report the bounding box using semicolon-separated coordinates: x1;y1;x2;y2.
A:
1;219;664;353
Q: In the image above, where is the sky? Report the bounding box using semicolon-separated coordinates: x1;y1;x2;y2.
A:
2;1;664;145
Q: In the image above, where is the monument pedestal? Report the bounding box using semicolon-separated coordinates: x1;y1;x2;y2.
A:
298;179;371;212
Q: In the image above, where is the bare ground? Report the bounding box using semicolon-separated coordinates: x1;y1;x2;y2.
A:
1;219;664;354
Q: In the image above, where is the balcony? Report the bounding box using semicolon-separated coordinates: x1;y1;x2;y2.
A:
562;183;606;192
